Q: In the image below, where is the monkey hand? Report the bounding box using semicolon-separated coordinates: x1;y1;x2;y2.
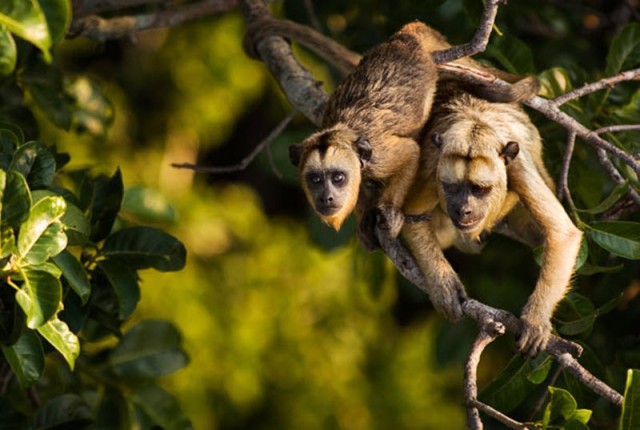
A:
516;313;552;357
428;272;468;322
376;205;405;239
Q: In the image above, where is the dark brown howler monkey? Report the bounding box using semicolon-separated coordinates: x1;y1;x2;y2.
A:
402;82;582;356
245;17;540;250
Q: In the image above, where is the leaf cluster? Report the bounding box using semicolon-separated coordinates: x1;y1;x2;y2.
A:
0;129;190;428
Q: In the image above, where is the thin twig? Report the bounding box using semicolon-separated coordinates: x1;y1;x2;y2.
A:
303;0;322;32
465;319;506;430
470;400;530;430
432;0;503;65
171;109;297;173
528;364;562;421
557;353;623;406
558;131;576;202
553;67;640;107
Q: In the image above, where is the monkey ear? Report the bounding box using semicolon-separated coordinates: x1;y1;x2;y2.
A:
355;137;372;166
431;133;443;148
501;141;520;165
289;144;302;167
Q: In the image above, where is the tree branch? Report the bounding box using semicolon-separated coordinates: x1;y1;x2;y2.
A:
552;67;640;107
70;0;238;40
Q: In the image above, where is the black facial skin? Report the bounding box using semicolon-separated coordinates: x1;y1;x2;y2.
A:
306;169;349;215
443;181;492;231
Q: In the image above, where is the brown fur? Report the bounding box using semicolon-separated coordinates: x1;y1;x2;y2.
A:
403;82;582;356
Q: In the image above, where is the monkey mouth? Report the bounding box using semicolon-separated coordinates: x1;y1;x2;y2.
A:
453;218;482;231
316;204;340;216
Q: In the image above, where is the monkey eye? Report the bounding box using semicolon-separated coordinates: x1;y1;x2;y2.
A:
306;173;322;185
471;184;491;197
332;172;346;184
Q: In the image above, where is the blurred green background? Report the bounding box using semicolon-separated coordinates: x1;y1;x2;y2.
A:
30;0;639;428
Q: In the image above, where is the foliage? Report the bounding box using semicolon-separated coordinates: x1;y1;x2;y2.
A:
1;0;640;429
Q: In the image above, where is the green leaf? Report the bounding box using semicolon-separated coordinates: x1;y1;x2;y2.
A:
479;355;536;412
606;23;640;76
85;168;123;242
543;387;577;426
0;284;24;345
36;316;80;370
53;250;90;304
0;0;52;62
38;0;71;45
122;186;177;224
588;221;640;260
109;320;189;379
15;269;62;328
526;355;553;384
1;329;44;388
130;384;193;430
97;259;140;320
620;369;640;430
96;388;130;429
9;141;55;189
538;67;573;99
102;226;186;272
17;195;66;259
0;28;17;77
577;182;629;215
484;34;535;74
61;201;90;245
2;170;31;230
23;220;66;264
32;394;92;429
20;56;72;129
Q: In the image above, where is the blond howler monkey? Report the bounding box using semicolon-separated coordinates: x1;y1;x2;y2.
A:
402;81;583;356
245;18;539;249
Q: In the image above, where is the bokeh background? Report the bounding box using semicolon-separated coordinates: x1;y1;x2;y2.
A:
34;0;639;428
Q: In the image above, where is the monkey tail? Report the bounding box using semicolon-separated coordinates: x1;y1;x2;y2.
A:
243;17;361;75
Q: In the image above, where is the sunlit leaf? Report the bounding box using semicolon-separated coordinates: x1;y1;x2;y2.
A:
130;384;193;430
61;200;90;245
110;320;189;378
542;387;577;426
0;28;17;77
588;221;640;260
17;195;65;260
68;76;115;136
0;0;52;61
101;226;186;272
538;67;573;99
97;259;140;320
606;23;640;76
38;0;71;45
122;186;177;224
620;369;640;429
23;221;66;265
53;250;90;304
36;316;80;370
15;269;61;328
1;329;44;388
32;394;92;429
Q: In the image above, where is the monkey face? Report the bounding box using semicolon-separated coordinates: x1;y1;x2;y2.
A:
289;128;371;230
432;131;518;239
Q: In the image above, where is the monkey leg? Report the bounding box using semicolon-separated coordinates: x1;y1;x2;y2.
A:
509;155;583;356
374;136;421;239
402;220;468;321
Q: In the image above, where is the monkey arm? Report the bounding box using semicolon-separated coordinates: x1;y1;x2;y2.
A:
402;218;468;322
508;155;583;356
372;136;421;239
